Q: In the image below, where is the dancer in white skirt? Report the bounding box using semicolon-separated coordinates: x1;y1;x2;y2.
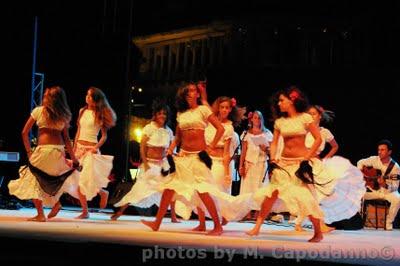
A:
9;86;80;222
111;100;179;222
48;87;116;219
239;110;273;220
141;81;227;235
191;92;242;230
293;105;365;231
246;86;326;242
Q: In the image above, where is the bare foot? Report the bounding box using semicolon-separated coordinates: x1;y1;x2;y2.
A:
245;227;260;236
308;233;323;243
47;203;62;219
295;224;304;232
110;212;122;221
75;212;89;219
321;224;335;233
170;216;180;223
141;219;160;231
99;190;109;209
191;224;206;232
206;227;223;236
221;217;229;226
27;215;47;222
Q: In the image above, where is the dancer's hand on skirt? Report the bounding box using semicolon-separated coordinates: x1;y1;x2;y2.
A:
295;160;314;184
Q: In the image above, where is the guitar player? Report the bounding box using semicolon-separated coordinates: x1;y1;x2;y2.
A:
357;139;400;230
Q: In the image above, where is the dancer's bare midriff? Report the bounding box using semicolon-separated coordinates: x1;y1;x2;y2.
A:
281;135;308;158
37;128;64;145
146;146;166;160
180;129;207;152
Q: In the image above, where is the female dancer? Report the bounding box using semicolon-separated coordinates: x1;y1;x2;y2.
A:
111;99;178;222
48;87;116;219
293;104;365;230
192;94;241;231
9;86;80;222
141;81;226;235
246;86;325;242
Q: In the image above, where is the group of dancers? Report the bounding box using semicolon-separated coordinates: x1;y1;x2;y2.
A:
10;82;400;243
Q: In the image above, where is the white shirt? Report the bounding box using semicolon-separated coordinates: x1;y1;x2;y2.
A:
205;120;234;148
31;106;66;130
241;130;273;163
142;121;174;148
357;156;400;193
305;127;335;154
78;109;101;143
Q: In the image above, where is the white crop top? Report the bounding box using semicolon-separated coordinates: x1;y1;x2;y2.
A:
205;120;234;148
142;121;174;148
305;127;334;154
241;130;273;163
31;106;66;130
274;113;313;137
177;105;212;131
78;109;101;143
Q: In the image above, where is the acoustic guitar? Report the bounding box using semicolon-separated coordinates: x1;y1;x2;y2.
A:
362;166;400;191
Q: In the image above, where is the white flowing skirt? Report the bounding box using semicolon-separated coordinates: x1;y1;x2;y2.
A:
74;143;113;201
210;156;231;194
8;145;79;207
253;158;325;220
159;153;251;221
114;158;168;208
319;156;365;224
239;160;269;195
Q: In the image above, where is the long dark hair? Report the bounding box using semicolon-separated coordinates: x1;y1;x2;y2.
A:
87;87;117;129
175;81;200;112
308;105;335;125
270;85;309;120
151;98;171;128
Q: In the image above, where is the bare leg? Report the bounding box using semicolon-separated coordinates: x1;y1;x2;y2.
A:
294;215;305;232
111;204;128;221
170;200;180;223
308;215;323;242
99;189;109;209
28;199;46;222
246;190;279;236
295;224;304;232
192;207;206;231
198;192;223;236
141;189;174;231
76;187;89;219
47;201;62;219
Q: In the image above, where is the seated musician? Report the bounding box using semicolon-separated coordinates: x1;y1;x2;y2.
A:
357;139;400;230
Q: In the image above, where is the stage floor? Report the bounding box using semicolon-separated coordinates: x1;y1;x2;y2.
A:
0;208;399;265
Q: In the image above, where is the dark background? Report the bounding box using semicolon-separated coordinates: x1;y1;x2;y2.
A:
2;0;400;178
